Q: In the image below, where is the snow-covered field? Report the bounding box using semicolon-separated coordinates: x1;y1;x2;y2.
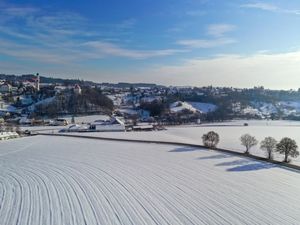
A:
19;119;300;164
1;135;300;224
58;120;300;165
170;101;217;114
188;102;217;113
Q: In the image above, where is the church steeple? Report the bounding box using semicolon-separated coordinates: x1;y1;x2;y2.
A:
36;73;40;91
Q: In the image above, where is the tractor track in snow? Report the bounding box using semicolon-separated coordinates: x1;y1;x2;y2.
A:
38;132;300;172
1;135;300;224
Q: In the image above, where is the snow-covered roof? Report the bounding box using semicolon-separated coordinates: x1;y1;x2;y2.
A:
92;117;125;125
170;101;198;114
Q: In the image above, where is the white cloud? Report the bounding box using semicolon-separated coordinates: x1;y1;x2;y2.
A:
0;37;184;63
0;39;78;64
207;24;236;37
177;38;236;48
1;4;38;17
241;3;278;11
83;41;185;59
129;51;300;89
242;3;300;15
0;2;185;62
176;23;236;49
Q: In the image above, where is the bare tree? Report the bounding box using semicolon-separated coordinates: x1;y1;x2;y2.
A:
5;124;13;132
240;134;258;154
260;137;277;159
71;115;75;124
15;124;21;134
276;137;299;163
202;131;220;149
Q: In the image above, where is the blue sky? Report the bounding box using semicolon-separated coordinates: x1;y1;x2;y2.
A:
1;0;300;89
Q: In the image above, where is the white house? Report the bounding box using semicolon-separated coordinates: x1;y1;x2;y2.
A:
74;84;82;95
49;118;68;126
90;117;125;132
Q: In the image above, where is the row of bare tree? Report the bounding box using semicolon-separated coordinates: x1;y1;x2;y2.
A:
202;131;299;163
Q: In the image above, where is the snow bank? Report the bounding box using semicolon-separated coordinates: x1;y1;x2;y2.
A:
0;131;19;140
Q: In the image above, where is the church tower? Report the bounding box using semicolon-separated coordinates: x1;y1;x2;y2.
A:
36;73;40;91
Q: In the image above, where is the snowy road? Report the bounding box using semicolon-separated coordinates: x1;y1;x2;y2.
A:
1;136;300;224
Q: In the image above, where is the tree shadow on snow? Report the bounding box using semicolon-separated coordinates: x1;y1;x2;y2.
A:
169;146;202;153
213;156;277;172
226;162;276;172
197;154;232;160
215;159;250;167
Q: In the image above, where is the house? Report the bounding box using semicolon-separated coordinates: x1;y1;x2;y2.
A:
49;118;68;126
19;116;32;125
90;117;125;132
0;83;12;93
59;124;89;133
54;85;67;94
74;84;82;95
132;124;154;131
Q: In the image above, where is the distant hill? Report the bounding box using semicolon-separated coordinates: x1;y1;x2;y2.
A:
0;74;92;85
0;74;163;88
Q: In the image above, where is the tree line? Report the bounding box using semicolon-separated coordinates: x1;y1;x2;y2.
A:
34;87;114;117
202;131;299;163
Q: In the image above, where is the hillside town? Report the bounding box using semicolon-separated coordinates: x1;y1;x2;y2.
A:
1;73;300;135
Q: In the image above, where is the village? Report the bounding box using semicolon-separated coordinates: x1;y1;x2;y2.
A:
0;73;214;137
2;73;300;140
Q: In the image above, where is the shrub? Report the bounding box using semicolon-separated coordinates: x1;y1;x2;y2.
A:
202;131;220;149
